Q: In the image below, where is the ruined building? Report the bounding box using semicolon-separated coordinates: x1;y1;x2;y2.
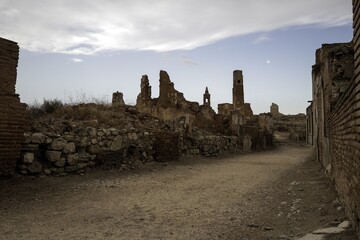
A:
203;87;210;107
309;42;354;169
270;103;282;118
307;0;360;233
112;91;125;107
135;69;273;150
0;37;26;176
218;70;254;118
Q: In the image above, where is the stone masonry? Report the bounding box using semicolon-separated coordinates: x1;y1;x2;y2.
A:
0;37;26;176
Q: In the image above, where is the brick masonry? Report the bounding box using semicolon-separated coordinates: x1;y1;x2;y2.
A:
330;0;360;232
0;37;26;176
308;0;360;233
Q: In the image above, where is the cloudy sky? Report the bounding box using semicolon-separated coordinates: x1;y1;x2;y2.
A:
0;0;353;114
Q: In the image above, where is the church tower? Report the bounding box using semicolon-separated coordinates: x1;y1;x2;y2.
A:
203;87;211;107
232;70;244;109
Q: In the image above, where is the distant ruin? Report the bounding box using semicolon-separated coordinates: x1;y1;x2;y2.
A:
270;103;282;118
134;69;272;149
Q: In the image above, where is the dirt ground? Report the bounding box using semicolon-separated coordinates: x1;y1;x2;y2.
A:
0;134;358;240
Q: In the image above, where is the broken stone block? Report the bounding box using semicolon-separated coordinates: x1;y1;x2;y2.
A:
63;142;76;154
77;163;88;169
87;144;101;154
45;150;62;162
54;158;66;167
243;135;252;151
65;165;78;173
87;127;97;137
30;133;46;144
67;154;79;166
23;152;34;164
110;135;123;151
27;160;42;174
112;91;125;107
50;138;67;150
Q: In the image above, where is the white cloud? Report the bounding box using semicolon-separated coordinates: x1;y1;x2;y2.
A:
253;36;270;44
71;58;83;63
182;56;198;66
0;0;352;54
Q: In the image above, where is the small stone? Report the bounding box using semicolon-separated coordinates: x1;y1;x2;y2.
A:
24;133;31;143
45;150;62;162
44;169;51;175
338;220;350;229
279;235;291;240
28;160;43;174
77;163;88;169
50;138;67;150
110;128;119;135
298;234;324;240
54;158;66;167
50;167;64;174
110;135;123;151
63;142;76;154
23;152;34;164
87;127;97;137
65;165;78;173
263;227;274;231
31;133;46;144
313;227;345;234
87;144;101;154
337;206;342;211
67;154;79;166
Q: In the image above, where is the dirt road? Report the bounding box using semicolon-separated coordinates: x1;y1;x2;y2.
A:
0;138;357;239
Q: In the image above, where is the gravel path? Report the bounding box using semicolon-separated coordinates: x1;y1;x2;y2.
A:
0;139;356;240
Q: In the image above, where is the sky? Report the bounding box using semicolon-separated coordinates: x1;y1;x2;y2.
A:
0;0;353;114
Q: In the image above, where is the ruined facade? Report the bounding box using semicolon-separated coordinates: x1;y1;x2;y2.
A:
310;42;354;168
232;70;244;109
136;70;203;121
0;37;26;176
112;91;125;107
307;0;360;232
270;103;282;118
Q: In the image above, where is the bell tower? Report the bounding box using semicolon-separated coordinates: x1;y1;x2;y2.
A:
203;87;211;107
232;70;244;109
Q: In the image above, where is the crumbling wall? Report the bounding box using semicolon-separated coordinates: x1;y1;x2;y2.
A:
328;0;360;232
112;91;125;107
307;0;360;232
19;128;156;175
311;42;354;168
270;103;281;118
0;37;26;176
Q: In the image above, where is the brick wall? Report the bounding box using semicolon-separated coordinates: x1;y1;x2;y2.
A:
329;0;360;232
311;43;354;169
308;0;360;232
0;37;26;176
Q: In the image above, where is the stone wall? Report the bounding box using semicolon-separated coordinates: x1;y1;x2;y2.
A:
19;128;156;175
0;37;26;176
180;134;242;157
18;127;247;175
